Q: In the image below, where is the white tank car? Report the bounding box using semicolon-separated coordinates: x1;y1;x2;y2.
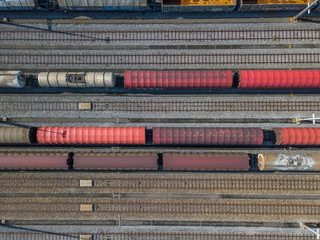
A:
57;0;147;10
0;0;35;9
38;72;116;88
0;71;26;88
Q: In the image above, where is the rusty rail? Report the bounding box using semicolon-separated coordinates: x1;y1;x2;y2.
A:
1;100;320;112
1;29;319;42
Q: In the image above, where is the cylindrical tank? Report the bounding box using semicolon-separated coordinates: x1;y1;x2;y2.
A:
239;70;320;89
124;70;233;89
38;72;115;88
0;0;35;9
258;153;320;171
0;127;31;144
153;127;264;145
37;127;146;144
273;128;320;145
0;71;26;88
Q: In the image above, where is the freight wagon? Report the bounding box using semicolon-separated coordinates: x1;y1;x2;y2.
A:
1;151;320;171
0;0;149;11
0;0;317;12
3;70;320;91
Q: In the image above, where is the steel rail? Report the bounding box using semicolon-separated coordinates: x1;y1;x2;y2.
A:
0;175;319;194
0;231;315;240
1;199;319;217
1;52;319;66
1;100;320;112
1;29;320;42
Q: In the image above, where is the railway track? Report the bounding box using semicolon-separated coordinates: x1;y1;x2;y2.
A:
1;173;319;195
1;28;320;43
0;231;315;240
1;52;319;66
1;99;320;112
1;197;319;222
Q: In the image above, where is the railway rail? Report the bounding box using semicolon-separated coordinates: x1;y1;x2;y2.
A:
1;99;320;112
1;52;319;66
1;198;319;222
1;28;320;43
0;231;315;240
1;173;319;195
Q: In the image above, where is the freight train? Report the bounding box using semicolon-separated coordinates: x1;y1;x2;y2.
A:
1;151;319;172
0;0;318;12
1;126;319;171
2;70;320;90
1;126;320;146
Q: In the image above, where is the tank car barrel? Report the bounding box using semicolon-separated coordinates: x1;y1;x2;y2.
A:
258;153;320;171
124;70;233;89
273;128;320;146
38;72;115;88
0;127;31;144
36;127;146;144
0;71;26;88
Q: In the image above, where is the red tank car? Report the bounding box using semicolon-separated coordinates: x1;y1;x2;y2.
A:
152;127;263;145
239;70;320;89
37;127;146;144
273;128;320;145
124;70;233;89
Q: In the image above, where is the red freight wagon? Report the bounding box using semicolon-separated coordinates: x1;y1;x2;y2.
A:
37;127;146;144
124;70;233;89
239;70;320;89
163;153;250;171
73;153;158;170
153;127;263;145
0;152;68;170
274;128;320;145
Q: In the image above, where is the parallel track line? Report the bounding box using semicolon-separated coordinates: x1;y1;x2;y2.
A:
1;53;319;65
0;231;314;240
0;175;319;194
1;100;320;112
1;199;319;217
1;29;319;42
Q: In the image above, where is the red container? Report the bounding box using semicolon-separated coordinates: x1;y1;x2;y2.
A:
0;152;68;169
73;153;158;170
124;70;233;89
37;127;146;144
239;70;320;89
163;153;249;171
152;127;263;145
274;128;320;145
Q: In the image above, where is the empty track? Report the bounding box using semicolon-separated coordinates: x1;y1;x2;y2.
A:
1;197;319;222
1;173;319;195
1;28;320;43
1;99;320;112
1;52;319;66
0;231;315;240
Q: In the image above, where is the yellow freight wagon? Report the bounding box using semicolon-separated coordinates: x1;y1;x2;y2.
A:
181;0;236;6
162;0;236;11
